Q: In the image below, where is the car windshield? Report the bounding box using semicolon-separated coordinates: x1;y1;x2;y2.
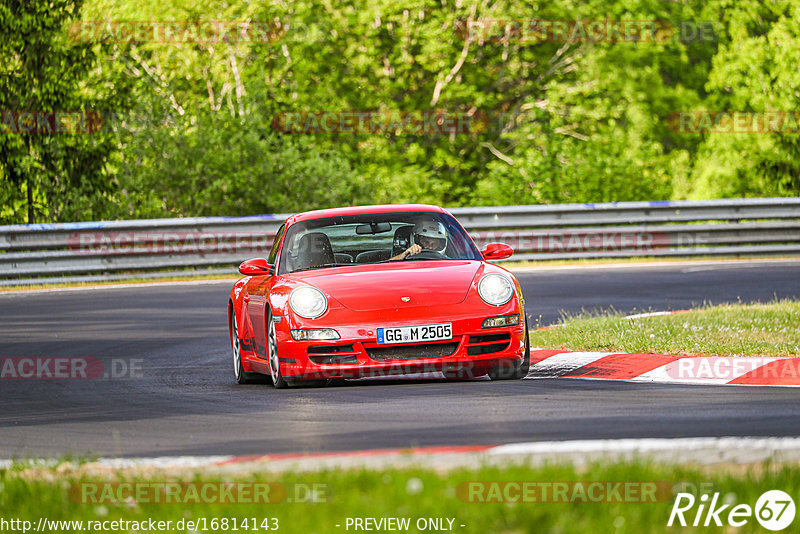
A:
278;211;482;274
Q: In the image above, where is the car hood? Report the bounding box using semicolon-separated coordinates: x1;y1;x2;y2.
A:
290;261;481;312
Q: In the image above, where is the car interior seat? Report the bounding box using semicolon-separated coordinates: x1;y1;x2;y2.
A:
295;232;335;270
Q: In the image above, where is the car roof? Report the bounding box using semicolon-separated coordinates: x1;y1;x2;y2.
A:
286;204;447;225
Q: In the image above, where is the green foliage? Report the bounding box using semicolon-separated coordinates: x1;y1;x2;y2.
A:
1;0;797;223
0;0;125;223
110;112;364;218
683;0;800;199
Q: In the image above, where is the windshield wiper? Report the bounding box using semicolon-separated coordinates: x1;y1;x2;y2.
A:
292;262;350;273
376;256;451;264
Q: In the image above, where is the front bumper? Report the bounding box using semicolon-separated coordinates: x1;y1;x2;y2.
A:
272;310;526;380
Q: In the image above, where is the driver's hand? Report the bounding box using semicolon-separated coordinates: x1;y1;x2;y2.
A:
404;244;422;257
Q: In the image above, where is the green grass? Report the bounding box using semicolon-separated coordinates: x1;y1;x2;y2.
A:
2;461;799;533
530;299;800;357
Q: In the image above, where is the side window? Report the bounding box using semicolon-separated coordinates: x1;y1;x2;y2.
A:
267;223;286;265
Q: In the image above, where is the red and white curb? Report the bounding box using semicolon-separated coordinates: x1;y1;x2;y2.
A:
526;350;800;386
7;438;800;473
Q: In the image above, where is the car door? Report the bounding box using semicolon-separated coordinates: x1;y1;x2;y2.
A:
245;276;270;359
244;223;285;359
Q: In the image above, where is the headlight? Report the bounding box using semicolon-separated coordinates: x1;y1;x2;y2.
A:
478;274;514;306
289;286;328;318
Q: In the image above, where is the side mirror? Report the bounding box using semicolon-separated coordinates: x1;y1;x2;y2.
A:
481;243;514;261
238;258;274;276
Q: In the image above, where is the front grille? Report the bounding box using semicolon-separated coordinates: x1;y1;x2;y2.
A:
309;354;358;365
366;342;459;361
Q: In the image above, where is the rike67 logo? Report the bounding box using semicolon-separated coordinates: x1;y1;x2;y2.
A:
668;490;795;530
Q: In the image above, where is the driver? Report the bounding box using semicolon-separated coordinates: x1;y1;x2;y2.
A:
391;221;448;260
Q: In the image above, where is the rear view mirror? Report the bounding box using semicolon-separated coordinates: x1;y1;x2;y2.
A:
238;258;273;276
356;222;392;235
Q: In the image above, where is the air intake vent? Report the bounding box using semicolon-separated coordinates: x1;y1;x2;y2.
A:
366;342;459;361
307;344;354;354
467;342;510;355
309;354;358;365
468;333;511;344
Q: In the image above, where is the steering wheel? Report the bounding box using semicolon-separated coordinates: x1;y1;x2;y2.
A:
405;250;446;260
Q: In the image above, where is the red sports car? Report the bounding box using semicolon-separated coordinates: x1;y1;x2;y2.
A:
228;204;529;388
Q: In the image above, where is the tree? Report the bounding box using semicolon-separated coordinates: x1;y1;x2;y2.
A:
0;0;118;224
681;0;800;198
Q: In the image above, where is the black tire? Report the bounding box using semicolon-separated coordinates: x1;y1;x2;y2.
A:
231;309;260;384
515;321;532;378
488;320;531;381
267;310;289;389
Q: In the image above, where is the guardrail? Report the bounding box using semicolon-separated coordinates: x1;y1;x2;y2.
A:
1;198;798;285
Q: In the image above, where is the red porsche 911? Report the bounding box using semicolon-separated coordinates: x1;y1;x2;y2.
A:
228;204;529;388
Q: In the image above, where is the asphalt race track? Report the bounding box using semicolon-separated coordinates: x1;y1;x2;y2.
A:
1;260;799;459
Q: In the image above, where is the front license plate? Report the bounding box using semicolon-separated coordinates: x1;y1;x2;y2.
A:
376;323;452;344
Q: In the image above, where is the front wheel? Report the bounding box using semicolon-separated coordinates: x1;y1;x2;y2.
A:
267;310;288;389
231;309;260;384
488;320;531;380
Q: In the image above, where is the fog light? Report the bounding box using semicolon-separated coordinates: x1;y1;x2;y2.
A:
481;314;520;328
291;329;341;341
